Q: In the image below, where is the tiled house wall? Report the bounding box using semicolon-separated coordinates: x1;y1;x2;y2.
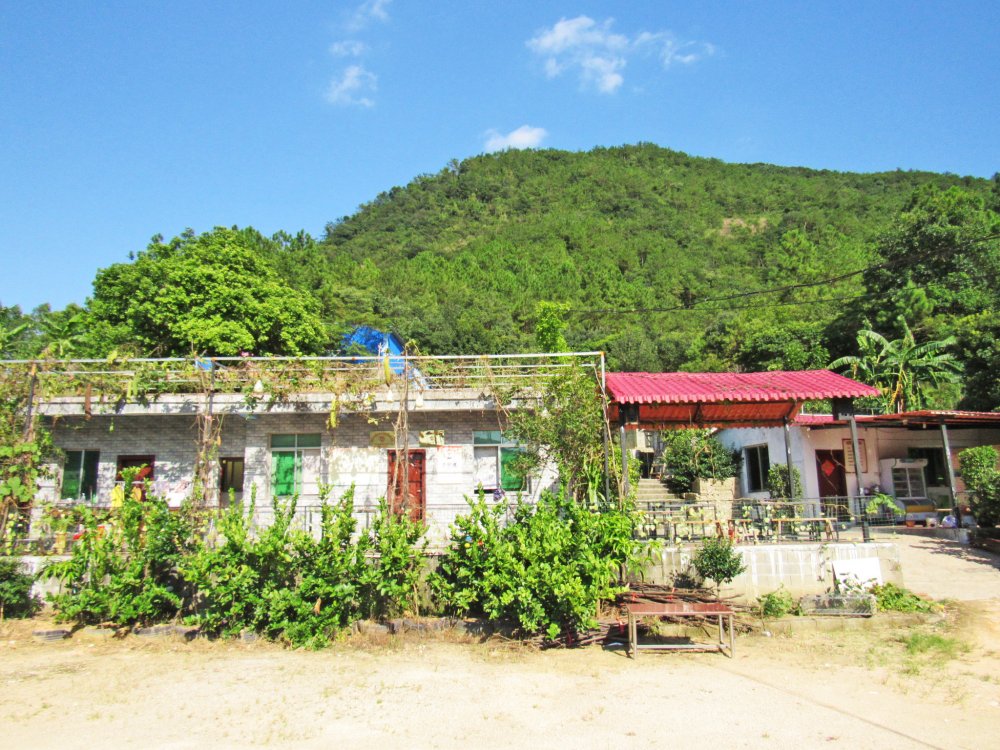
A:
42;408;558;545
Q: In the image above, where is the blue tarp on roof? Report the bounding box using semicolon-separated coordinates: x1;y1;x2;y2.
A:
341;326;410;375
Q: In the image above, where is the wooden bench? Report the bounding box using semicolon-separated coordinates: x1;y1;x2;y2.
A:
626;601;735;658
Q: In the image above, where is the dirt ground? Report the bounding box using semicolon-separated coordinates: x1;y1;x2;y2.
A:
3;535;998;750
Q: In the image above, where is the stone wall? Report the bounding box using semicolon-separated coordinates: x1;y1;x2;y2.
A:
691;477;736;522
638;541;903;599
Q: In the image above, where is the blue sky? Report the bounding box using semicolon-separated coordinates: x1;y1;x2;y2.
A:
2;1;998;311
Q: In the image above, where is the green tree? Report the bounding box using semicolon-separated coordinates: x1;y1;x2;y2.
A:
957;446;1000;527
89;228;328;356
38;307;87;358
830;319;962;413
534;301;570;352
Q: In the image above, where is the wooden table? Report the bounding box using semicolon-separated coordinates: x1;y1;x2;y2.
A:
626;601;734;658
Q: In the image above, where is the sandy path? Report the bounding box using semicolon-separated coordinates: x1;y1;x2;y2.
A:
1;624;998;750
886;532;1000;601
4;533;997;749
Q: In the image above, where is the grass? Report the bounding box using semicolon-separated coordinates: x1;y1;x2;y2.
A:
903;632;968;658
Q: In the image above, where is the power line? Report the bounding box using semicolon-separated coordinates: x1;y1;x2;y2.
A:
568;230;1000;318
574;294;869;316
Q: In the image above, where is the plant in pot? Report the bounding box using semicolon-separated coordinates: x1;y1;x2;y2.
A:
41;505;73;554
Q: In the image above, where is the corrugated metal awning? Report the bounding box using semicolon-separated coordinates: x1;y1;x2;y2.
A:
606;370;879;429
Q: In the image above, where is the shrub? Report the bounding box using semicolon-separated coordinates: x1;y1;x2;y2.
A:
186;488;427;646
186;489;321;640
42;471;199;627
958;446;1000;527
360;498;428;620
691;536;746;594
766;464;803;500
660;429;739;493
871;582;933;613
430;490;642;639
271;488;371;648
0;558;40;619
757;586;797;619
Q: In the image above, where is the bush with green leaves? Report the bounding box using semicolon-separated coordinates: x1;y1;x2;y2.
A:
691;536;746;594
958;446;1000;527
431;490;642;639
757;586;797;619
185;488;426;647
766;464;803;500
660;429;739;494
40;478;427;646
871;582;933;613
0;558;40;619
184;490;309;639
360;498;428;620
42;472;199;627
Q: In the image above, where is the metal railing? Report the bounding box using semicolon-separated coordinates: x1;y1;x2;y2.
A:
2;352;607;401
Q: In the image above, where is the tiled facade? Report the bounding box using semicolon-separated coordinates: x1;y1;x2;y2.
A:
39;402;558;546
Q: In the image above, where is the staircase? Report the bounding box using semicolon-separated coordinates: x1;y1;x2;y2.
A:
633;478;706;541
634;477;682;510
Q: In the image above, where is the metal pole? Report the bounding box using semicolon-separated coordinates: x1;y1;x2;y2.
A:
847;415;870;542
940;423;961;529
782;418;796;499
600;354;611;505
620;412;630;500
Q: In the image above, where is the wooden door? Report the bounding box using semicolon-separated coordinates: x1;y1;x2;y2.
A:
815;449;847;519
387;450;426;522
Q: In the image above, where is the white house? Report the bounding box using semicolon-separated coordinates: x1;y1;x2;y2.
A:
26;353;601;546
716;411;1000;521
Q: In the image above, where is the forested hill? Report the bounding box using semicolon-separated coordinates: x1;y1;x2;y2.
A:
3;143;998;408
276;144;993;376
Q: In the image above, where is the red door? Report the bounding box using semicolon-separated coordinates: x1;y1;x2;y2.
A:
815;449;847;519
387;450;426;522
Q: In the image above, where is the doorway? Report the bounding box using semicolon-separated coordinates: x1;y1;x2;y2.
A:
815;449;848;520
116;455;155;500
387;450;426;522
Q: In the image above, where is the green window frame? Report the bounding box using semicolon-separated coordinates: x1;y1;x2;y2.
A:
270;434;321;497
473;431;528;492
63;450;100;500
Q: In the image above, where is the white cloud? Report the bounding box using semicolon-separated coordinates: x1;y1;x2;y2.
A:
527;16;714;93
347;0;391;31
330;40;368;57
484;125;548;152
326;65;377;107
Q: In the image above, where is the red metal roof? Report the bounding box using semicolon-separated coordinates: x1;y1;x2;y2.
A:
606;370;879;405
795;410;1000;429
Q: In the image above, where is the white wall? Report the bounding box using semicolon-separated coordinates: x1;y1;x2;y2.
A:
42;408;559;545
718;422;1000;507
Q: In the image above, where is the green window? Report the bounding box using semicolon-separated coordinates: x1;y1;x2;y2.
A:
500;447;527;491
270;434;321;498
63;450;99;500
473;431;528;492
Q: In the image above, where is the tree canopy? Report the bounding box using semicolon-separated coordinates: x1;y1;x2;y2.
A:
4;144;998;408
88;227;328;356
